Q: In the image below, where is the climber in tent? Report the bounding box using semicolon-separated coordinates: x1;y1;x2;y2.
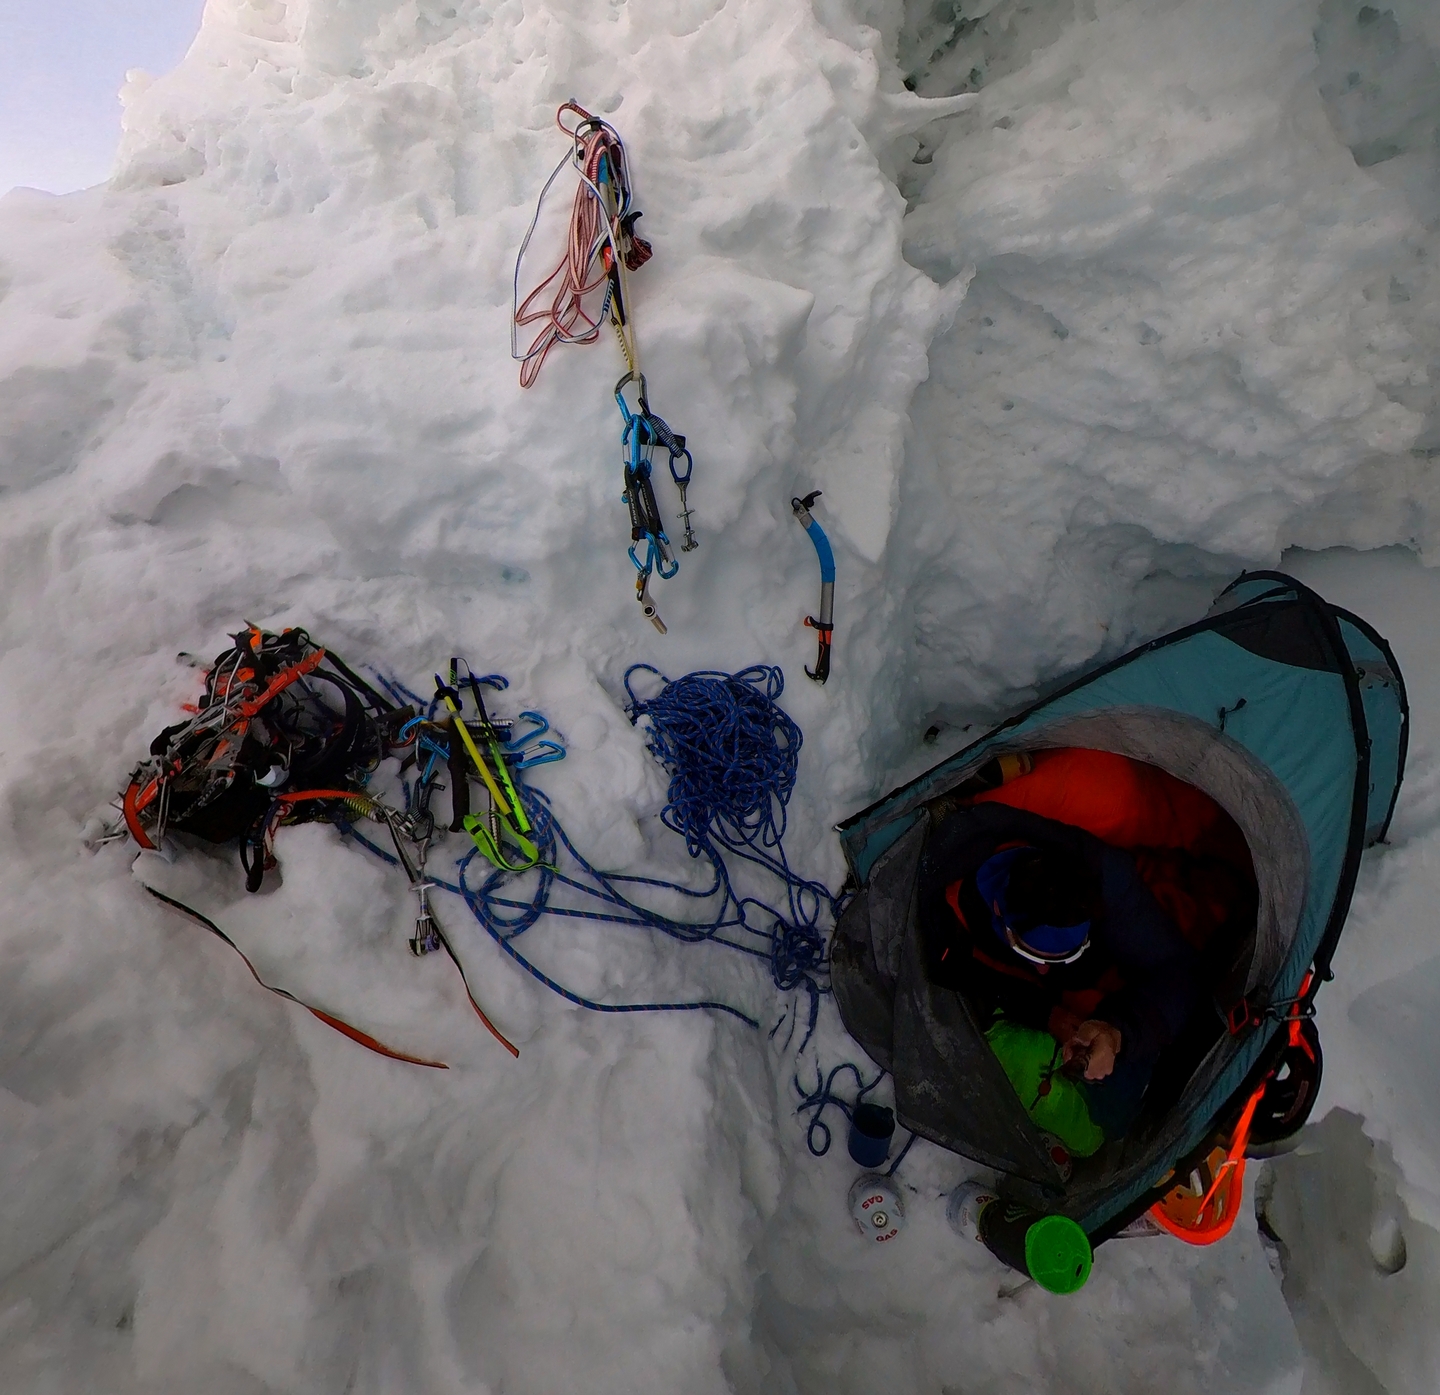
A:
922;802;1202;1143
833;573;1406;1244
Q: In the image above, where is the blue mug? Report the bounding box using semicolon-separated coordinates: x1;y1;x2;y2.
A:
848;1102;895;1168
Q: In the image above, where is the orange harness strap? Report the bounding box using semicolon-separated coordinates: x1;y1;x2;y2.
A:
237;647;328;718
1150;974;1315;1243
1148;1081;1264;1244
144;885;448;1069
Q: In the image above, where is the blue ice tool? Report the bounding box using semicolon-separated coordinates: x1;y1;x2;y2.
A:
791;490;834;684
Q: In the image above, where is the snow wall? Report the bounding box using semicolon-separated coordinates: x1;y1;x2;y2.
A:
1;0;1438;1390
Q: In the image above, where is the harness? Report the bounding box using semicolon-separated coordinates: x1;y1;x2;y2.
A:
120;627;411;890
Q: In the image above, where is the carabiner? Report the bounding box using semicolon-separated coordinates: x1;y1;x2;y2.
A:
628;534;657;575
615;371;647;428
504;711;567;769
629;531;678;580
510;741;566;770
504;710;551;748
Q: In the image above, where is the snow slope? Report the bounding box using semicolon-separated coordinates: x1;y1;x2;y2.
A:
1255;547;1440;1395
0;0;1438;1390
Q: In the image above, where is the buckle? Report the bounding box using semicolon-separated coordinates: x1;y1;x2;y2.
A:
1226;997;1261;1035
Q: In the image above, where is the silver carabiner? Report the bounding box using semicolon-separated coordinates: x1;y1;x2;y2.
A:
636;572;667;634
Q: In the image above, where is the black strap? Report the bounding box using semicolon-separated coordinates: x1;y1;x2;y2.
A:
448;720;471;832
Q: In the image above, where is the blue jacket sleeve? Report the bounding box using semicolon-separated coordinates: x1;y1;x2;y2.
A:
1092;845;1201;1062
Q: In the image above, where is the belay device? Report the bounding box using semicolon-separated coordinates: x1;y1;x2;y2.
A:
791;491;835;683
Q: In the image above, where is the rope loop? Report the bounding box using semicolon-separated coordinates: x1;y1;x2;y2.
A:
794;1061;884;1157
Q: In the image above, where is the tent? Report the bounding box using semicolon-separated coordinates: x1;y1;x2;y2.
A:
831;572;1408;1240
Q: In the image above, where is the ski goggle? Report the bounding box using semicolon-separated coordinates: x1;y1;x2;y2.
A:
976;846;1091;965
1001;919;1091;966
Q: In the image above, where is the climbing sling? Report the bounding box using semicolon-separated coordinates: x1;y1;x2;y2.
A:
512;101;697;632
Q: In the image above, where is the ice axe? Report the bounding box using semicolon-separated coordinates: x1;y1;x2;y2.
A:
791;490;835;684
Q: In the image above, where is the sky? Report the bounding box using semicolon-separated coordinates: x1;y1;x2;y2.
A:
1;1;206;196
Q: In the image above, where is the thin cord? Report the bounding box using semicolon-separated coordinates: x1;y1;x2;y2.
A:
512;104;643;387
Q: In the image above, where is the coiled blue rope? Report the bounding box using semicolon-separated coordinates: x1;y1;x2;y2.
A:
623;664;840;1041
794;1061;883;1157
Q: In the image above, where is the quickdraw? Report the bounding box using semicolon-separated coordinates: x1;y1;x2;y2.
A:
617;371;696;633
791;491;835;684
513;102;697;632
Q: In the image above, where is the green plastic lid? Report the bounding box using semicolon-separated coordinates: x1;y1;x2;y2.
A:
1024;1214;1093;1294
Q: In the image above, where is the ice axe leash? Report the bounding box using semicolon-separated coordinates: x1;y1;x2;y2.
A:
791;491;835;684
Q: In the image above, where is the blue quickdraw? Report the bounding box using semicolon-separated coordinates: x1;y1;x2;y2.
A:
504;711;566;769
616;372;695;633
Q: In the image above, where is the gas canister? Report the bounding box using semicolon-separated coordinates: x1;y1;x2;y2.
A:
848;1173;905;1244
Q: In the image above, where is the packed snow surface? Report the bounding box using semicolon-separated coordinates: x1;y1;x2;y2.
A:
2;0;1439;1390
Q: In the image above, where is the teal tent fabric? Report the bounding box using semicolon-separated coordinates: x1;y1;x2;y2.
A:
831;573;1407;1238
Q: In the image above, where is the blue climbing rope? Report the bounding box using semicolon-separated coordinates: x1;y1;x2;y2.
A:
794;1060;884;1157
338;806;757;1025
623;663;842;1041
340;662;844;1043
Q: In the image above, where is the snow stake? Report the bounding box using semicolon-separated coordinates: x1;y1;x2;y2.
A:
791;491;835;683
